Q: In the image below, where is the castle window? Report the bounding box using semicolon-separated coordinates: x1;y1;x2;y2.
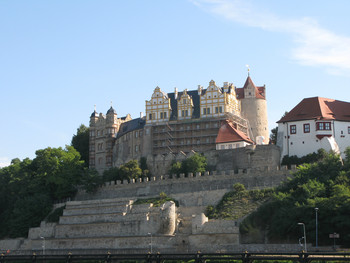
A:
164;112;167;119
203;108;207;115
316;122;331;131
207;107;210;114
215;107;218;113
135;131;138;138
290;125;296;134
149;113;153;120
183;99;187;104
160;112;163;119
303;123;310;133
135;145;139;152
219;106;222;113
140;131;143;136
348;126;350;134
196;124;200;129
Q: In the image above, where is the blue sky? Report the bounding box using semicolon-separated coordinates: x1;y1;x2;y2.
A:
1;0;350;167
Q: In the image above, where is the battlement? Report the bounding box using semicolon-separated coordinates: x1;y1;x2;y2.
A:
104;165;296;187
75;165;296;201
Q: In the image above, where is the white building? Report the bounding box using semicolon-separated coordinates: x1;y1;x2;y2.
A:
277;97;350;159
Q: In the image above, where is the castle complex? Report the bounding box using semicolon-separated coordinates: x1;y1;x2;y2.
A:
89;76;269;174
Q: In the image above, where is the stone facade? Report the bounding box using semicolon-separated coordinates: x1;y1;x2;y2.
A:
89;76;269;174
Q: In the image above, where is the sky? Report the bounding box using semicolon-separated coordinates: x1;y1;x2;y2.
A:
1;0;350;167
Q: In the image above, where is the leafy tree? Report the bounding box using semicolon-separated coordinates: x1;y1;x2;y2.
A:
169;161;182;176
240;151;350;246
71;124;89;167
31;146;84;199
81;169;102;193
140;157;151;178
269;127;278;144
0;146;86;238
168;153;207;176
182;153;207;174
119;160;142;181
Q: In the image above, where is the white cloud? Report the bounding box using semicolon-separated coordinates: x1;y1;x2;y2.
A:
192;0;350;75
0;157;11;168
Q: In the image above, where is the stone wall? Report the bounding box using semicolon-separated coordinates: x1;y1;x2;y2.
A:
146;145;280;175
75;165;295;203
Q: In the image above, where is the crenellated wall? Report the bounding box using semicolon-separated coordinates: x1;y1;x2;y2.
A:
75;164;296;202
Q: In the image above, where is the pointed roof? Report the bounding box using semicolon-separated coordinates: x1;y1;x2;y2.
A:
277;97;350;123
236;76;265;99
216;120;254;144
107;106;117;115
90;110;98;118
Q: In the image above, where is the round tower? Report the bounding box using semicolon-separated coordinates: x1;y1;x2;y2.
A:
240;76;269;144
89;107;99;169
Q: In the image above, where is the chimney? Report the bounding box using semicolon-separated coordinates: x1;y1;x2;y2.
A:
198;85;202;95
174;87;178;100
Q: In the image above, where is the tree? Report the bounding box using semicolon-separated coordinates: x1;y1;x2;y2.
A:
31;146;85;200
168;153;207;176
240;151;350;246
182;153;207;174
71;124;89;167
118;160;142;181
269;127;278;144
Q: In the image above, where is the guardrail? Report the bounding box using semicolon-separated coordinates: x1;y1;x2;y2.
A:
2;252;350;263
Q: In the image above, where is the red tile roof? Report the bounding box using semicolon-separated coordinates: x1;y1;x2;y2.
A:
216;120;254;144
277;97;350;123
236;76;265;99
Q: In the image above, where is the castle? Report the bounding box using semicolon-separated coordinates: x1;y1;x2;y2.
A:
89;76;269;174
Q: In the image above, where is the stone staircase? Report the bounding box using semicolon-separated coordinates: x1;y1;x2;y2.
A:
19;197;178;254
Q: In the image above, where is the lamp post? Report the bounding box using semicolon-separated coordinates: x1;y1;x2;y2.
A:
315;207;319;248
40;236;45;256
298;223;307;252
148;232;152;253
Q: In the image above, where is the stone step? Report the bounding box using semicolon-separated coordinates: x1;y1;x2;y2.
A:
63;205;130;216
26;235;176;251
54;221;153;238
65;198;133;209
59;212;148;225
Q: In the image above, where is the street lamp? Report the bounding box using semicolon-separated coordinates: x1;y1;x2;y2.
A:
40;236;45;256
147;232;152;253
315;208;319;248
298;223;307;252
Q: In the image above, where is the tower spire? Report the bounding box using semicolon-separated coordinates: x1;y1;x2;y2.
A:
246;65;250;76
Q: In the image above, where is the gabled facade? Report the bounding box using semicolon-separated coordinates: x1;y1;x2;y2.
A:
277;97;350;159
